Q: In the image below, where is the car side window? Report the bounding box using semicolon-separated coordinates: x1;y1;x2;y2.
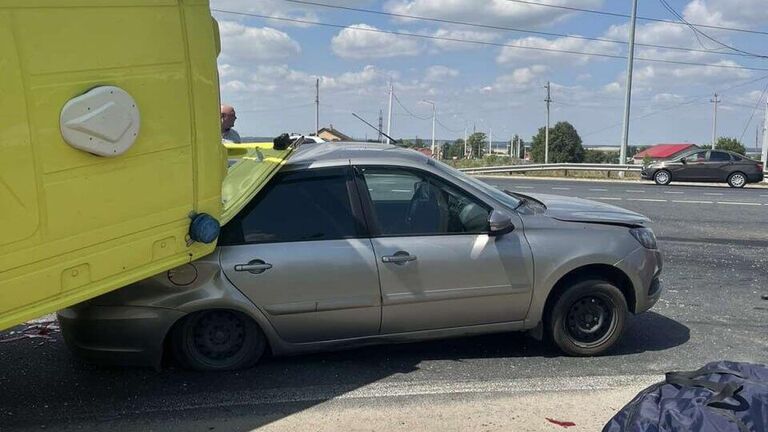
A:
709;151;731;162
360;167;490;236
684;151;706;162
219;168;363;245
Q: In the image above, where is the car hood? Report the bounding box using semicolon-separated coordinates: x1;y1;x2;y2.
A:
520;192;650;226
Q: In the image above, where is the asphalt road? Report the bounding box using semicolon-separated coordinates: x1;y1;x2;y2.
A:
1;177;767;431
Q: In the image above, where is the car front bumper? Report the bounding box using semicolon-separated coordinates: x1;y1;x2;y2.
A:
614;246;663;314
57;304;184;370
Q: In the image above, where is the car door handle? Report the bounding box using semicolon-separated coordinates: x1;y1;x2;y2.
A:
381;253;417;264
234;260;273;274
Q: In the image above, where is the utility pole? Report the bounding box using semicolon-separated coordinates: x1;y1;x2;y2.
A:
711;93;721;148
762;100;768;165
377;109;383;142
421;100;436;158
545;81;552;164
489;128;493;155
464;125;468;158
619;0;638;165
315;78;320;135
386;81;393;144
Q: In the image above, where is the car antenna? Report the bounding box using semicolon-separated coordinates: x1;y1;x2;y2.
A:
351;113;400;144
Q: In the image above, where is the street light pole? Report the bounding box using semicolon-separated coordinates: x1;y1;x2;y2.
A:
421;100;436;158
619;0;639;164
544;81;551;164
711;93;721;148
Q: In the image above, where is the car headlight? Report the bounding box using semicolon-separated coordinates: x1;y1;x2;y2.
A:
630;227;657;249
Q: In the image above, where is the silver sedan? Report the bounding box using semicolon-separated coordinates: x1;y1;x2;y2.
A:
58;142;662;371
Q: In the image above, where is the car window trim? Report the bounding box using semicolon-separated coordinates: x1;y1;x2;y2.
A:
221;166;371;246
353;164;493;238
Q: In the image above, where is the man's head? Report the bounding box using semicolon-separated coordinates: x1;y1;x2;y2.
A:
221;104;237;132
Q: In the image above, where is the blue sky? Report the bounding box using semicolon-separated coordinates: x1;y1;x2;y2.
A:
211;0;768;148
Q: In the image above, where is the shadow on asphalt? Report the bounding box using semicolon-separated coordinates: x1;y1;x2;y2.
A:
0;312;689;431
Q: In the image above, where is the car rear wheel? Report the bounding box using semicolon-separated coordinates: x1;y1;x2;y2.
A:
171;310;265;371
548;280;628;356
653;170;671;185
727;172;746;188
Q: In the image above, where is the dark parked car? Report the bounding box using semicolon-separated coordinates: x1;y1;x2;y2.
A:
641;149;764;188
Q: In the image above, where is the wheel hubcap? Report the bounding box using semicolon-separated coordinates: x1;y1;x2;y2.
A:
656;172;669;183
566;296;614;345
192;311;246;361
732;175;745;187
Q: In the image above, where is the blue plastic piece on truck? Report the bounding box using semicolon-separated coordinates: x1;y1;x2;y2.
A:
189;213;220;244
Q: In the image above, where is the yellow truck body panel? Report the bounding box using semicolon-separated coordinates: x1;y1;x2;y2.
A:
0;0;288;330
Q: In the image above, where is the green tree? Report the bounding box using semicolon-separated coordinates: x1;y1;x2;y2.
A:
442;139;465;159
466;132;487;159
414;137;426;148
530;121;585;163
708;137;746;155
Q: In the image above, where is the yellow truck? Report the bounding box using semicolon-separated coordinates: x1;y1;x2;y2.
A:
0;0;291;330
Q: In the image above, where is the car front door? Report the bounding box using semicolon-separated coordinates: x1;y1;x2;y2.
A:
705;150;733;181
219;167;382;343
677;150;708;180
356;166;534;334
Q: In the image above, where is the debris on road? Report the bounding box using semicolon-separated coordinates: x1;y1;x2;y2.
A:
0;320;59;344
546;418;577;428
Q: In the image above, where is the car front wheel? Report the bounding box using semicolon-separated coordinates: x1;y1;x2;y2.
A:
171;309;266;371
548;280;628;356
653;170;671;185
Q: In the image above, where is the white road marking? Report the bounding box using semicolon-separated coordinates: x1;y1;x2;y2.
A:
551;187;571;190
588;197;622;201
627;198;667;202
392;190;412;193
672;200;713;204
515;186;534;189
625;190;645;193
589;188;607;192
664;191;684;194
717;201;762;206
703;193;723;196
761;194;768;198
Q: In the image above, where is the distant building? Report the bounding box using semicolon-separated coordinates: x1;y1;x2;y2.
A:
317;125;353;142
632;143;698;164
413;147;433;157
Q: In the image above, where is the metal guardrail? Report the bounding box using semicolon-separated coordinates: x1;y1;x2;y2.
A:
459;163;643;174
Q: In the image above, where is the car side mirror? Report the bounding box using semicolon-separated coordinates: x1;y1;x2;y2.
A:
681;158;687;164
489;210;515;236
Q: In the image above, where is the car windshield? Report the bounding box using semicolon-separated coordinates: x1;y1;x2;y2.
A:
432;159;522;209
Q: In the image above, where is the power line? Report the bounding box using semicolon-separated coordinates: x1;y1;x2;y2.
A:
392;92;430;120
436;118;462;133
502;0;768;37
281;0;756;59
739;81;768;141
211;10;768;72
657;0;768;59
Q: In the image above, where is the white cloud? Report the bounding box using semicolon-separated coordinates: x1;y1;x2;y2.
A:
331;24;422;59
218;22;300;64
488;65;549;92
385;0;604;28
424;65;459;82
430;28;500;51
496;36;620;66
682;0;768;30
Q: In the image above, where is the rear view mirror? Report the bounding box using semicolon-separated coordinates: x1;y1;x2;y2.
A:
681;158;687;164
489;210;515;236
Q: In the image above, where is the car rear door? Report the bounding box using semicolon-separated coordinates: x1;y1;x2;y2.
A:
219;167;382;343
356;166;534;334
705;151;733;181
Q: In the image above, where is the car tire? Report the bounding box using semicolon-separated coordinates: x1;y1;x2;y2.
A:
171;309;266;371
548;280;628;357
727;172;747;188
653;170;672;185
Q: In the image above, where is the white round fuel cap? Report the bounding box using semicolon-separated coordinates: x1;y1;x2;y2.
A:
60;86;140;157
